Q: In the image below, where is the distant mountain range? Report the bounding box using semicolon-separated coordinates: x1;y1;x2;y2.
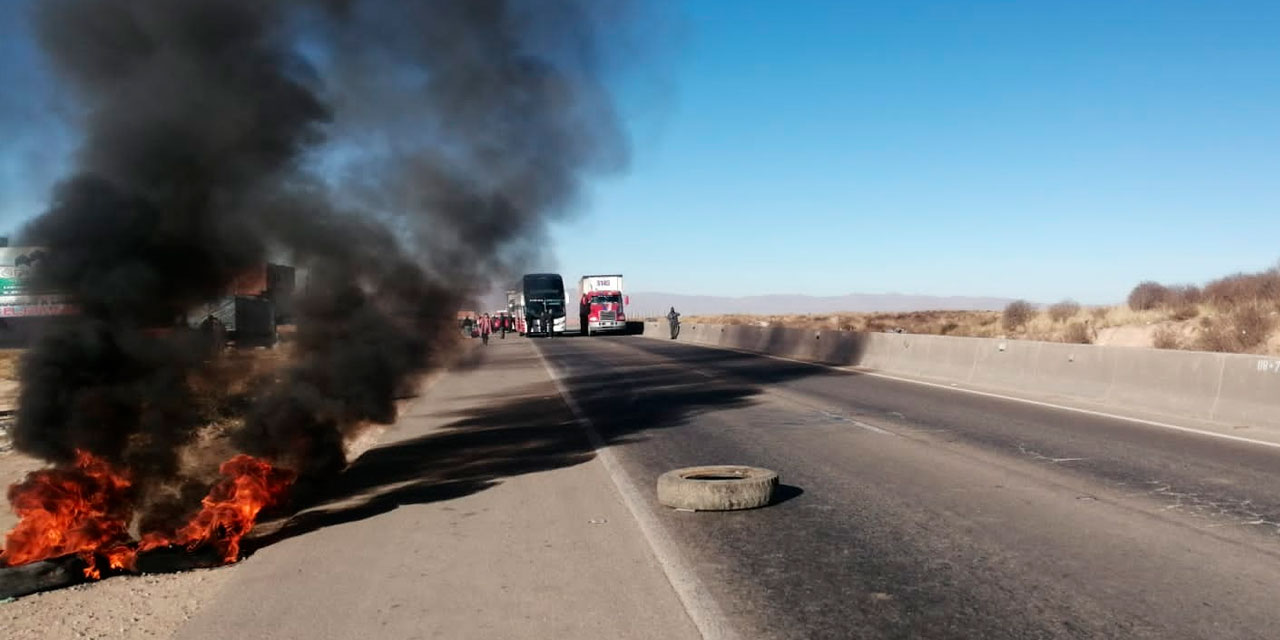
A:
625;292;1019;317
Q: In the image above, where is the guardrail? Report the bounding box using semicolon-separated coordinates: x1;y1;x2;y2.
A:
643;321;1280;432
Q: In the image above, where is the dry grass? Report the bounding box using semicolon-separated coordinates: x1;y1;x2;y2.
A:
687;310;1006;338
688;300;1280;355
0;350;22;381
683;263;1280;354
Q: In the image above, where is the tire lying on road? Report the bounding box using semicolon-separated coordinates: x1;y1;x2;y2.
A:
656;465;779;511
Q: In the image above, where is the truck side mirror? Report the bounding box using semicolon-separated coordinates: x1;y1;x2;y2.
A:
624;296;630;305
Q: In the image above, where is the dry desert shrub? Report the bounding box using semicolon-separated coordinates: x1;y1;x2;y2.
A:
1152;326;1181;349
1167;284;1202;307
1048;299;1081;322
1203;270;1280;309
1194;319;1238;353
1062;321;1092;344
1168;302;1200;321
1193;306;1274;353
1231;304;1273;350
1002;300;1035;331
1128;281;1169;311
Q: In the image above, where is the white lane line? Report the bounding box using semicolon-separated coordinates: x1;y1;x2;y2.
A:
670;340;1280;453
850;419;894;436
817;410;894;436
532;342;737;640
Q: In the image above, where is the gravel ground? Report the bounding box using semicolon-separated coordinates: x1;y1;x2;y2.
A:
1;566;235;640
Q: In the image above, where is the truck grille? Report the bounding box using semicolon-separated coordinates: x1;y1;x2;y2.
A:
599;311;616;322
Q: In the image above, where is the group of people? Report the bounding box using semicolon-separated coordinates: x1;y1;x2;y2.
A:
460;307;680;343
461;313;512;345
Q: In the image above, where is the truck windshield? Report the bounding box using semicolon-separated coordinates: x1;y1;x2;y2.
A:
589;294;622;304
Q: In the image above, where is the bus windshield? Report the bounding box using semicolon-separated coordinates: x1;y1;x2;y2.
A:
523;274;564;299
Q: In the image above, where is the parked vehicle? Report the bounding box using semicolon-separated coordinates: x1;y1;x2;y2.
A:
578;274;628;336
185;263;295;347
520;273;566;336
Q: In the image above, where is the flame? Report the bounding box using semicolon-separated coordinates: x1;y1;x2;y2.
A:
2;452;294;579
140;455;295;563
0;450;136;578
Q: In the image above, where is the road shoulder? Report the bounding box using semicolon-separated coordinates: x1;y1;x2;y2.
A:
174;336;701;640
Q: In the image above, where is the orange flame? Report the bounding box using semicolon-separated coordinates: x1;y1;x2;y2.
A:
0;450;136;578
140;455;295;563
3;452;294;580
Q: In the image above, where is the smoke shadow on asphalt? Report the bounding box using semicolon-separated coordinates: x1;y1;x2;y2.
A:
614;335;863;386
641;321;875;368
245;338;839;555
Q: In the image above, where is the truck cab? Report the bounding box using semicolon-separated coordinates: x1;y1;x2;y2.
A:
578;275;627;336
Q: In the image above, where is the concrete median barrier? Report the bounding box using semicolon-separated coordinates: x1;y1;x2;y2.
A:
641;321;1280;432
1027;341;1116;403
1214;356;1280;427
968;338;1041;390
1104;348;1224;422
723;324;761;351
913;334;983;382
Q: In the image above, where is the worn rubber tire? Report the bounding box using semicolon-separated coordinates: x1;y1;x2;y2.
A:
656;465;779;511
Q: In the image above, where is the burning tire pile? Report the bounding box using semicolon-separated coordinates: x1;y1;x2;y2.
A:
0;452;293;599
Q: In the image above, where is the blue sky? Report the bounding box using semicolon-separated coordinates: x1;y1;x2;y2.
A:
552;0;1280;303
0;0;74;232
4;1;1280;304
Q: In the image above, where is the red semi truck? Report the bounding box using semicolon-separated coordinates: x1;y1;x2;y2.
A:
578;274;627;336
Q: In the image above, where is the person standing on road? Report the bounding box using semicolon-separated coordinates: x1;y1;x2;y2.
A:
500;313;507;339
480;313;491;345
667;306;680;340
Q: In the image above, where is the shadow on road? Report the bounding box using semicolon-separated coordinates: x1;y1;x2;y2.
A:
771;484;804;506
617;335;861;386
245;338;835;555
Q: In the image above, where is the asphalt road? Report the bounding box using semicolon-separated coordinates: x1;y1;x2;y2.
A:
535;333;1280;640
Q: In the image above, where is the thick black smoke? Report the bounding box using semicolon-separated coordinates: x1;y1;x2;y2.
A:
13;0;633;501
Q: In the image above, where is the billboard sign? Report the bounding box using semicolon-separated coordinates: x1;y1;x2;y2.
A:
0;247;76;317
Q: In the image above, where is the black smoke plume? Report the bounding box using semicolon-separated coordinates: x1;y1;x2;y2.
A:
13;0;633;512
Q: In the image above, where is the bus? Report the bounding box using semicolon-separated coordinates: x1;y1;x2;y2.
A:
520;273;566;336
